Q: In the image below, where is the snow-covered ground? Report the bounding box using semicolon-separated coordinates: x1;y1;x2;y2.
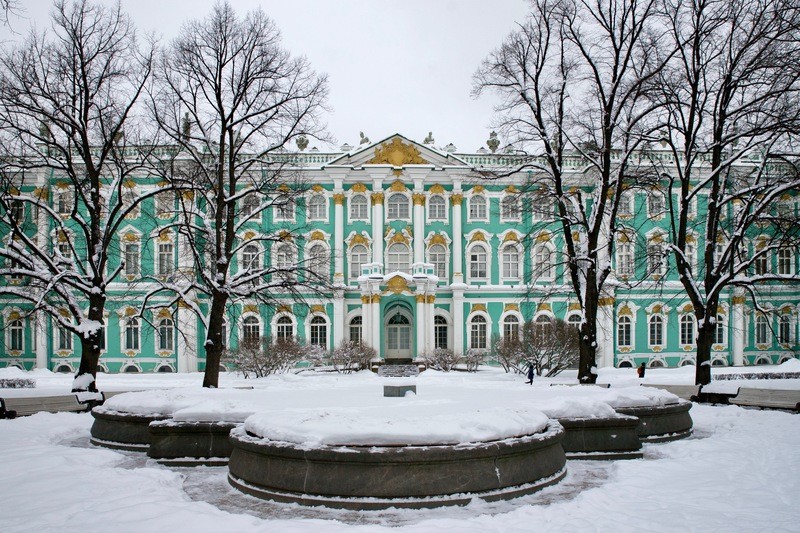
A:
1;365;799;532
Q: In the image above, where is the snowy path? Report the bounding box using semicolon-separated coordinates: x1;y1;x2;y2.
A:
1;403;798;532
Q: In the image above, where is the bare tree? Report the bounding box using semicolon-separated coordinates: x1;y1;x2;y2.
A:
653;0;800;384
331;341;376;373
147;2;329;388
474;0;671;382
0;0;154;391
223;336;306;378
492;319;579;377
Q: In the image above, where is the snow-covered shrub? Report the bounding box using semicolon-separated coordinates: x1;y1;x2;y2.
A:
462;349;485;372
223;337;305;378
491;319;579;377
0;378;35;389
331;341;376;373
422;348;461;372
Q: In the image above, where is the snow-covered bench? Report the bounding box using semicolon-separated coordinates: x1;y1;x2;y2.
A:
0;394;91;419
729;388;800;411
550;383;611;388
642;384;701;401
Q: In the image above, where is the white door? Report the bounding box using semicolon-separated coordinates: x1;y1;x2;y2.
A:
385;312;412;358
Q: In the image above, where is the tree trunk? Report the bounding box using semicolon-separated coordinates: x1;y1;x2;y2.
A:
695;320;714;385
578;303;598;383
73;338;100;392
202;292;228;388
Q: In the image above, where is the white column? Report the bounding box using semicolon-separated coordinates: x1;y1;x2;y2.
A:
371;294;381;354
415;293;426;356
413;193;425;265
370;178;384;265
426;295;436;352
451;183;464;285
34;314;47;369
333;192;345;285
597;298;614;368
333;290;344;348
176;301;197;372
732;294;745;366
453;289;464;354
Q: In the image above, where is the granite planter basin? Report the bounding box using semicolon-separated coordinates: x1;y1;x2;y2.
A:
614;401;693;442
90;408;167;451
556;415;642;459
227;420;567;509
147;420;239;466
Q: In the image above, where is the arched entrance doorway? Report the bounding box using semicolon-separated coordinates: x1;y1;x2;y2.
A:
384;307;413;360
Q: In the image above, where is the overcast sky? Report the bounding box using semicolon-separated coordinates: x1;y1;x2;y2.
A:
4;0;530;153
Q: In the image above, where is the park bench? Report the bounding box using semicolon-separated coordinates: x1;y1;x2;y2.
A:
729;388;800;411
0;394;91;419
550;383;611;388
642;384;701;401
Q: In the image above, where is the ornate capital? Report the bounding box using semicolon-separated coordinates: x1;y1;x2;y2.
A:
371;192;384;206
361;295;371;304
450;193;463;206
415;294;425;303
412;193;426;206
732;295;746;305
370;294;381;304
426;295;436;304
333;193;345;205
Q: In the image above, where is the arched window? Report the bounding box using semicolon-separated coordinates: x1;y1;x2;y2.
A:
680;315;694;346
308;195;326;220
779;315;792;344
469;244;488;280
157;318;174;352
310;316;327;348
649;359;666;368
434;315;449;349
241;195;258;218
503;315;520;340
387;193;409;219
567;314;582;330
276;316;293;340
501;245;520;279
123;365;140;373
387;242;410;273
275;243;295;273
428;244;447;279
8;319;23;351
350;194;368;220
535;315;552;342
469;195;487;219
533;244;553;280
618;315;632;348
350;244;368;279
349;316;362;344
714;314;726;345
429;195;446;220
242;244;260;271
124;318;140;351
755;314;769;345
470;315;487;349
157;364;174;373
242;316;261;346
308;244;328;282
649;315;663;346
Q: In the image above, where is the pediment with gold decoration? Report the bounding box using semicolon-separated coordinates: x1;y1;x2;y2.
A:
323;134;469;170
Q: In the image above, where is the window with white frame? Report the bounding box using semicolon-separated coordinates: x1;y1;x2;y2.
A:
501;196;520;220
387;194;409;219
535;315;552;342
533;244;554;280
310;316;327;348
647;241;665;276
350;244;368;280
470;315;487;349
242;316;261;345
308;244;328;282
241;194;258;218
468;195;487;220
7;319;23;351
680;314;694;346
308;195;326;220
349;316;362;344
777;247;793;275
618;315;632;348
779;315;792;344
713;241;726;266
124;318;140;351
9;199;24;223
503;315;520;340
616;240;634;276
124;242;140;277
155;192;173;217
350;195;368;220
755;314;769;345
647;191;665;217
714;314;726;345
434;315;448;349
429;195;446;220
685;241;697;275
275;199;294;220
387;242;410;273
532;195;551;221
469;244;488;280
57;324;72;351
122;187;139;219
618;193;633;216
157;318;174;352
55;190;72;215
57;239;72;259
157;242;174;276
428;244;447;279
275;243;295;279
276;316;294;340
242;244;260;271
648;315;664;346
567;313;582;330
501;244;520;279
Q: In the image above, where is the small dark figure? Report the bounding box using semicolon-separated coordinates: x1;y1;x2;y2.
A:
526;363;535;385
637;362;646;379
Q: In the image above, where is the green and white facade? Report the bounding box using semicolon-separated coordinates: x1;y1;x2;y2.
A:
2;134;799;373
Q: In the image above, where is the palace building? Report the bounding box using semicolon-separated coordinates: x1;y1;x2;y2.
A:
1;134;798;373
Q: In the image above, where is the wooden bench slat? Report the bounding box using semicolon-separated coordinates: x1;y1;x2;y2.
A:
730;388;800;410
642;384;701;400
0;394;90;417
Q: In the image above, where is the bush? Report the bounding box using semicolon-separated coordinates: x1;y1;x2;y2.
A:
422;348;461;372
462;349;485;372
223;337;305;378
331;341;377;373
0;378;35;389
491;319;579;377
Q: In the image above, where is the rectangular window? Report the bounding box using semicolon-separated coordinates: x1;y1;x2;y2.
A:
648;243;664;275
57;325;72;351
617;243;634;276
158;243;174;276
778;248;793;275
124;243;140;277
